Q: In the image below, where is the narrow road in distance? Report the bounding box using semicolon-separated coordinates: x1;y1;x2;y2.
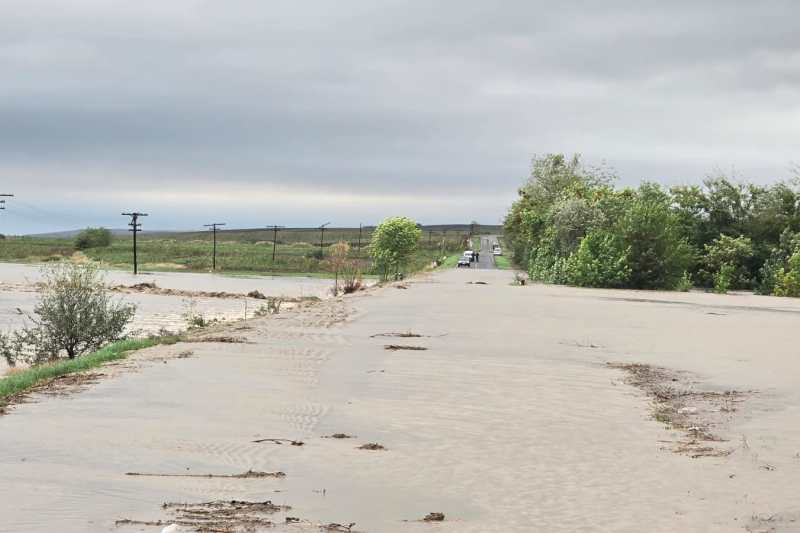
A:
474;234;498;269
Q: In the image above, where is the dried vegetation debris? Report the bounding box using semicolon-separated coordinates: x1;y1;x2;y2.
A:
607;361;751;458
118;499;290;532
252;437;305;446
370;331;424;338
125;469;285;479
112;282;321;305
189;335;250;344
357;443;387;451
384;345;427;351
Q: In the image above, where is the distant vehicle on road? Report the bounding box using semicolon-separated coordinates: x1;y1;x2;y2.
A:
457;255;471;268
493;247;502;256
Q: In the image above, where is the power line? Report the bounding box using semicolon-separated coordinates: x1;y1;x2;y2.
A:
122;212;148;275
203;223;226;271
266;225;285;262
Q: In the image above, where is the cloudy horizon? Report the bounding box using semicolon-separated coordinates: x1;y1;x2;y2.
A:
1;1;799;234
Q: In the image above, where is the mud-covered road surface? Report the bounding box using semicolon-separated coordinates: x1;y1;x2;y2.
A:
2;268;800;531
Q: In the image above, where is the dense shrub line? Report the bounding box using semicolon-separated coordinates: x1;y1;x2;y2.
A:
504;154;800;295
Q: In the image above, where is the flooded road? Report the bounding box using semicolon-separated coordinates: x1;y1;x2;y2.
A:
0;263;341;371
3;269;800;531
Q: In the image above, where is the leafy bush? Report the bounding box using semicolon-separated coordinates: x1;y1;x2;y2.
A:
713;263;735;294
307;249;325;260
501;158;800;296
774;251;800;297
701;235;754;289
756;256;782;295
675;271;693;292
566;230;630;288
528;238;570;284
617;183;693;289
1;263;136;366
75;227;112;250
369;217;421;280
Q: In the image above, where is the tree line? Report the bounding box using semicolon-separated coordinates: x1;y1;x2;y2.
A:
504;154;800;295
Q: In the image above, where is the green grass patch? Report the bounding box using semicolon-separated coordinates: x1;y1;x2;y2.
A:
0;234;464;277
493;255;512;270
0;338;164;408
439;254;461;268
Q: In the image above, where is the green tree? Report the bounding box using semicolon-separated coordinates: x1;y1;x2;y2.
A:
617;183;693;289
701;235;754;289
369;217;421;280
0;263;136;365
566;230;630;288
774;250;800;297
75;227;112;250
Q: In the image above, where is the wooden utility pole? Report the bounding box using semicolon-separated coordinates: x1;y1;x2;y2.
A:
122;212;148;274
266;225;285;262
204;222;226;271
318;222;331;256
0;194;13;236
0;194;13;213
357;223;363;255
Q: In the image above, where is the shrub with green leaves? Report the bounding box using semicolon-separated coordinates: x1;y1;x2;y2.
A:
504;155;800;296
1;262;135;366
75;227;112;250
713;263;735;294
566;230;630;288
701;235;754;289
774;251;800;297
369;217;421;280
675;271;693;292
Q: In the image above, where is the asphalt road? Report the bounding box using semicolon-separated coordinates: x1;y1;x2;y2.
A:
473;234;498;269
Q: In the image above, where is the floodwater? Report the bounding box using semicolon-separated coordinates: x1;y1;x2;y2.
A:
3;269;800;531
0;262;339;371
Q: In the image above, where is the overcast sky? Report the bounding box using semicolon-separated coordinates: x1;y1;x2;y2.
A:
1;1;799;233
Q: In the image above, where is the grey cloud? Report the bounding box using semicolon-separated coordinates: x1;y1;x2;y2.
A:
0;1;799;232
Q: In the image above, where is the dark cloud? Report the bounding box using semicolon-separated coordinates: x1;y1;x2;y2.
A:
1;1;799;232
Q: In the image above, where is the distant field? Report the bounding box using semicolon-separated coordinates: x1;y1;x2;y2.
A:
0;225;501;276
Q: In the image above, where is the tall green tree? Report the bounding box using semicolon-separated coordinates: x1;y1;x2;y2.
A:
369;217;421;280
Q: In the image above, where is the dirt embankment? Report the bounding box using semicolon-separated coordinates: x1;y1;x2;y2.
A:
111;281;322;303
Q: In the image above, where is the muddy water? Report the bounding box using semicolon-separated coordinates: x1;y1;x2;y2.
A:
3;269;800;531
0;262;338;372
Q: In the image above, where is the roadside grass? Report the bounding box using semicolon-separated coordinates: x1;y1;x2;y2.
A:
440;254;461;268
494;255;512;270
0;236;464;277
0;337;175;409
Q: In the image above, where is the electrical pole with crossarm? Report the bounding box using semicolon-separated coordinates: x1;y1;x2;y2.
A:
204;222;226;271
0;194;13;212
266;225;285;263
318;222;330;257
0;195;13;235
122;212;148;274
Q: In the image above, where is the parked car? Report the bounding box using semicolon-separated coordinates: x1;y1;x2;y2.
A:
493;248;502;256
457;255;471;268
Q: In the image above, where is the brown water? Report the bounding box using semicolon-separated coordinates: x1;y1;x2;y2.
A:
2;269;800;531
0;263;341;372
